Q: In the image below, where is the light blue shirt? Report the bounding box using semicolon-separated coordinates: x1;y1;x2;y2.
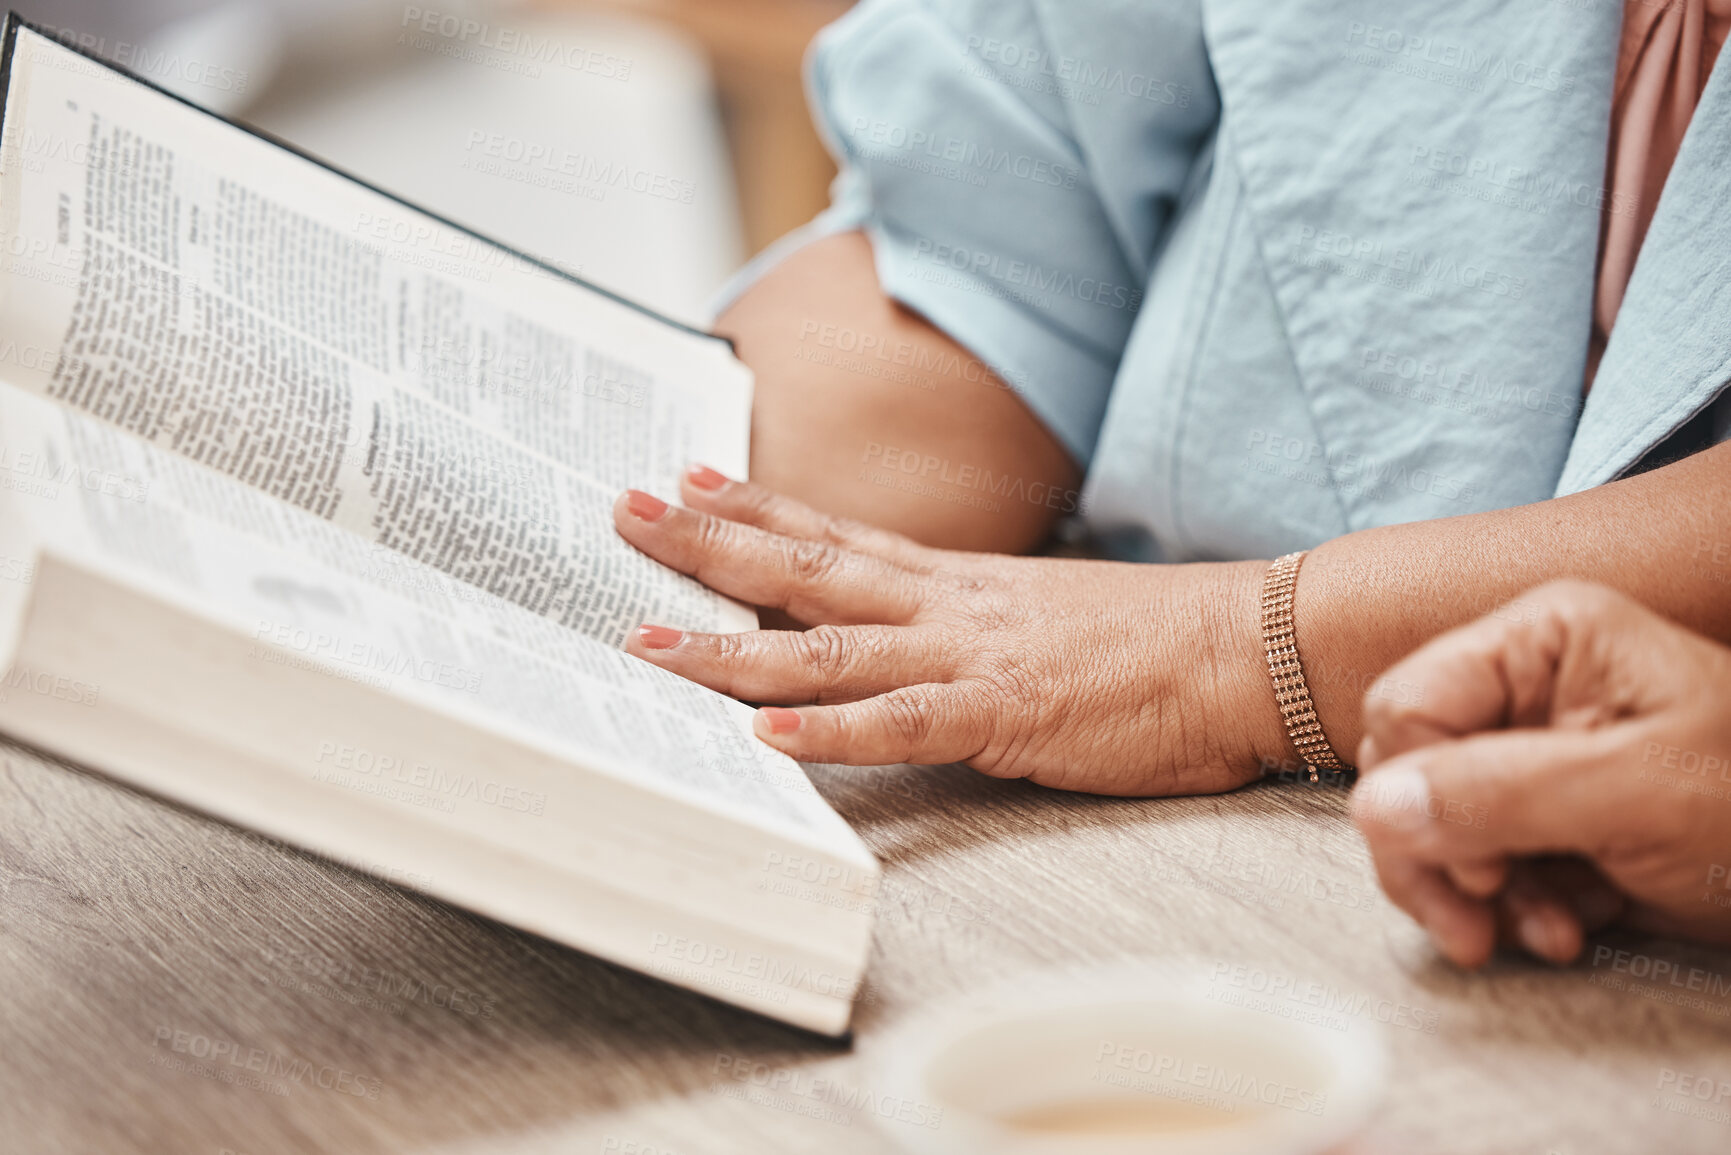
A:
726;0;1731;561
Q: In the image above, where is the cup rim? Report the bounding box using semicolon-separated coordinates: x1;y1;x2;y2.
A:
866;959;1390;1155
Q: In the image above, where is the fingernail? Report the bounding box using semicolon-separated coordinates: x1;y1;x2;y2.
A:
1517;909;1569;961
1356;733;1383;770
626;490;670;522
759;707;804;736
637;625;684;651
687;464;729;492
1352;763;1432;833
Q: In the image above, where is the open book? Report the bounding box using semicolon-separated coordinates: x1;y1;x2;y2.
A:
0;16;878;1036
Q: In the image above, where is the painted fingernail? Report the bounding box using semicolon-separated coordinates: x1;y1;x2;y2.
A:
626;490;670;522
687;464;730;492
759;707;804;736
637;625;684;650
1352;763;1432;833
1517;909;1569;961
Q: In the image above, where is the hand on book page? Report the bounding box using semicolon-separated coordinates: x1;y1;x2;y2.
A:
613;469;1282;797
0;383;844;839
0;380;875;1034
0;23;872;1036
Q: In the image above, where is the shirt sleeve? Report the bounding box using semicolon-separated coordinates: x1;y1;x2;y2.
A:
793;0;1219;464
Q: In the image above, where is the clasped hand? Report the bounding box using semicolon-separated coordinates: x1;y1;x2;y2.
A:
1352;581;1731;966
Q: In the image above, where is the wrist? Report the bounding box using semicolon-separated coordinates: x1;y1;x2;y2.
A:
1210;558;1306;783
1291;539;1369;765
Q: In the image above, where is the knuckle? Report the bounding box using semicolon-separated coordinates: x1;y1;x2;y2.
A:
794;624;852;680
710;631;753;669
1528;579;1624;624
838;553;901;600
880;691;935;748
818;512;876;550
966;602;1016;634
783;538;845;587
945;582;1015;631
690;512;741;560
936;565;993;596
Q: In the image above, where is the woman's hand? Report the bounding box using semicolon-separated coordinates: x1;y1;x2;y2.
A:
612;467;1288;795
1351;580;1731;968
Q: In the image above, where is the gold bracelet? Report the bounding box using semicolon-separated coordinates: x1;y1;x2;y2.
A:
1261;551;1353;782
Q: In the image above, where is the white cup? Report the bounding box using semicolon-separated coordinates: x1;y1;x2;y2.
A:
872;962;1388;1155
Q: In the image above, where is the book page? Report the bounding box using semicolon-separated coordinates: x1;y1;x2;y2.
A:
0;380;850;847
0;26;755;646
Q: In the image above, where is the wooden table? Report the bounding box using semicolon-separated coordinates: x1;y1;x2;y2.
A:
4;739;1730;1154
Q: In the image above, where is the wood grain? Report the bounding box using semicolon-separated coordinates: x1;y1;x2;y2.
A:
3;741;1729;1154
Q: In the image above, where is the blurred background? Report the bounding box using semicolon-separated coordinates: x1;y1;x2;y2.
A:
11;0;853;325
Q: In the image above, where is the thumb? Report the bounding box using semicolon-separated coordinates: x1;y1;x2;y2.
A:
1352;726;1625;865
1352;729;1621;969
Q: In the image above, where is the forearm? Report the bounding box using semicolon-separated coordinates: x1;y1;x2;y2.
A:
715;230;1079;554
1295;441;1731;761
